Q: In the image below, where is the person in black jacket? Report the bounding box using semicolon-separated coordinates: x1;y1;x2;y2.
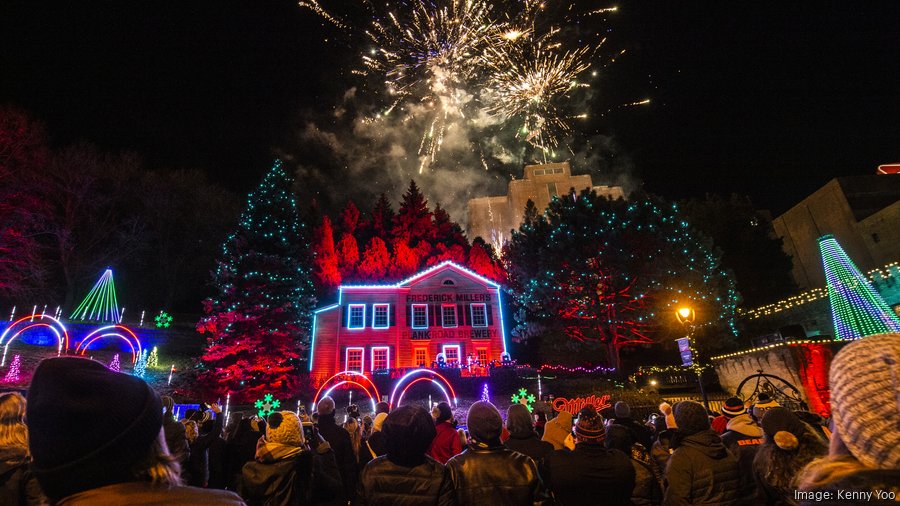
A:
606;424;663;506
446;401;549;505
355;405;451;506
316;396;357;503
544;406;635;506
721;406;764;505
187;404;224;488
611;401;654;450
226;417;265;489
663;401;740;506
504;404;553;463
241;411;342;505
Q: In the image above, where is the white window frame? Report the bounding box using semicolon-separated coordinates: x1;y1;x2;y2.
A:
370;346;390;371
442;345;461;365
470;303;488;327
345;347;364;373
348;304;366;329
372;304;390;329
412;304;429;329
441;304;458;328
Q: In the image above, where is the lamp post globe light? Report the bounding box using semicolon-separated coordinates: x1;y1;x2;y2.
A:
675;306;710;412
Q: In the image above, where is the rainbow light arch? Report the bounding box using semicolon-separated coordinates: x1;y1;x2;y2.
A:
389;368;457;409
312;371;381;413
75;324;142;364
0;315;70;366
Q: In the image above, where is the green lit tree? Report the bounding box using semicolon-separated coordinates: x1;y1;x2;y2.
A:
819;235;900;340
197;160;315;402
505;190;739;369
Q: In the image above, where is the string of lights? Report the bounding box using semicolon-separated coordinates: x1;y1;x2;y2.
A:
709;338;835;361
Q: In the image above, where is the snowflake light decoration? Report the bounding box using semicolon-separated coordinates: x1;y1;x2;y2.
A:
510;388;536;412
155;311;173;328
254;393;281;418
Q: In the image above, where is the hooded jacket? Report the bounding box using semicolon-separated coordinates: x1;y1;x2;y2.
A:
541;411;573;450
241;440;342;506
721;414;764;505
544;442;636;506
0;447;45;506
317;412;358;503
664;430;740;506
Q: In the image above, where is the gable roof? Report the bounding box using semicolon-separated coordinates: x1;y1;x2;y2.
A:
340;261;500;290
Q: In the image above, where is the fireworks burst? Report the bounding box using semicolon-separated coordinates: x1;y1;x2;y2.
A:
300;0;639;170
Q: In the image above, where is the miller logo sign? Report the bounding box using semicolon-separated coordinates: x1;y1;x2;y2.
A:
551;394;613;414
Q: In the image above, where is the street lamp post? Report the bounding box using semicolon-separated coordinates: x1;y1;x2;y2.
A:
676;306;710;412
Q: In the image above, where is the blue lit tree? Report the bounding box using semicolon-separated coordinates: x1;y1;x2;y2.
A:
197;160;315;402
504;190;739;369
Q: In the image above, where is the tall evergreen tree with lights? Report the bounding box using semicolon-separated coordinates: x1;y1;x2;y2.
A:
197;160;315;402
505;190;739;369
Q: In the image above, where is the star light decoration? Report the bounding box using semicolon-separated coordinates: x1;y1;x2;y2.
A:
155;311;173;328
511;388;536;413
254;393;281;418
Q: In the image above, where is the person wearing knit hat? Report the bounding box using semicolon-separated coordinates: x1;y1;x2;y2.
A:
544;406;636;505
427;401;462;464
797;333;900;502
752;407;828;506
712;396;745;434
445;401;548;505
242;411;341;505
610;400;653;450
750;392;780;423
721;398;765;505
659;402;677;429
25;357;244;504
664;401;740;505
541;410;575;450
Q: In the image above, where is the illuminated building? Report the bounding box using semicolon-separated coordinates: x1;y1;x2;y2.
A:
309;261;508;381
466;161;624;249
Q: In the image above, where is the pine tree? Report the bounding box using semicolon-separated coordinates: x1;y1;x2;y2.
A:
340;201;361;235
390;239;420;278
336;233;360;279
468;238;504;282
370;193;395;241
197;160;315;402
312;216;341;296
392;181;433;247
357;237;391;280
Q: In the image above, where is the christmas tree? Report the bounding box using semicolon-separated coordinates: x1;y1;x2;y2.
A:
480;383;490;403
819;235;900;340
3;355;21;383
197;160;315;402
109;354;121;372
148;346;159;368
133;349;148;377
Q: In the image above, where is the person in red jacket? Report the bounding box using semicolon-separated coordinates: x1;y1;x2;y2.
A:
427;402;462;464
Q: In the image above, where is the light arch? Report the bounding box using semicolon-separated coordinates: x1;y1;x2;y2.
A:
76;325;142;364
0;316;70;366
312;371;381;413
389;369;457;409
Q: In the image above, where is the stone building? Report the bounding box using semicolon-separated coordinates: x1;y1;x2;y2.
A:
772;172;900;290
467;161;624;249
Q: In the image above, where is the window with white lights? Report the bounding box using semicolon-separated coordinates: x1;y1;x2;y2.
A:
373;304;389;329
470;303;487;327
443;345;460;365
348;304;365;329
345;347;364;373
441;305;457;327
412;304;428;329
371;347;389;371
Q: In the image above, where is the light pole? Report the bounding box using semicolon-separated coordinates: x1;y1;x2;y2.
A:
676;306;710;412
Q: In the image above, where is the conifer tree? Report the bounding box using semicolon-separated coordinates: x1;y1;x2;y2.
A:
392;181;433;247
197;160;315;402
357;237;391;280
312;215;341;296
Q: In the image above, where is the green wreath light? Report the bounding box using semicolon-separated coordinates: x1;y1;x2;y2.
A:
254;393;281;417
155;311;173;328
510;388;537;413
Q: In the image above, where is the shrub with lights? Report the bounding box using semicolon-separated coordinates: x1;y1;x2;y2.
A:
197;160;315;402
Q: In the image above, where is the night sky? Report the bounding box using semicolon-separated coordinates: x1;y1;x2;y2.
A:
2;1;899;215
